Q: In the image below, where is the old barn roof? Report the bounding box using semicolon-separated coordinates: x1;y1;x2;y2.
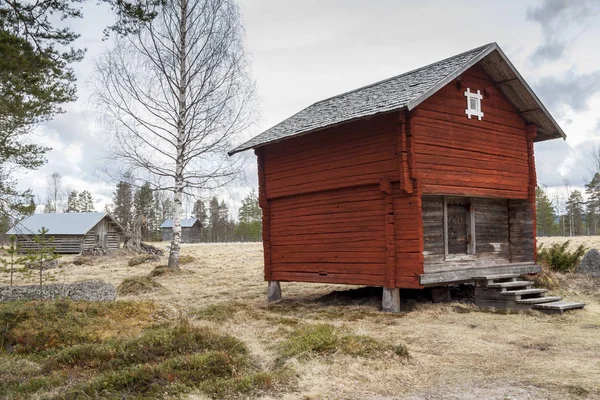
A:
159;218;200;229
229;42;565;156
7;212;121;236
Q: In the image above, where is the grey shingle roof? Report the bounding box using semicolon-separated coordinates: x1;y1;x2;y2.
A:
7;212;117;235
229;42;565;155
159;218;200;229
229;44;494;155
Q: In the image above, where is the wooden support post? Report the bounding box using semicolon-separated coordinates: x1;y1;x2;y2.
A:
526;125;537;262
382;288;400;313
267;281;281;302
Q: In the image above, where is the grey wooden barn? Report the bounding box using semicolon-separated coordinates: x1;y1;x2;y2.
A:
160;218;201;243
7;212;124;254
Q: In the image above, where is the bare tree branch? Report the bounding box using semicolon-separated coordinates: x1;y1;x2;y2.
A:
94;0;255;269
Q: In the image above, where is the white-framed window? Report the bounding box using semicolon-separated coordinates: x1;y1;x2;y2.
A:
464;88;484;120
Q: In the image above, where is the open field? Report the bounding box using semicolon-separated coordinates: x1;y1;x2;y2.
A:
0;239;599;399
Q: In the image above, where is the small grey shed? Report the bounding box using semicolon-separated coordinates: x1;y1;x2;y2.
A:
160;218;202;243
7;212;124;254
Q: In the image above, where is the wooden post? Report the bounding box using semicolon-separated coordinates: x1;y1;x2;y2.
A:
268;281;281;302
526;125;537;262
382;288;400;313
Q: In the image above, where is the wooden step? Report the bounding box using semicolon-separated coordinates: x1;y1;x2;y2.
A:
500;288;547;299
533;301;586;314
516;296;562;304
488;281;534;289
472;274;520;281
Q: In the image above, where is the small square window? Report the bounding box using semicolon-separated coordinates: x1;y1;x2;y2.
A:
464;88;484;120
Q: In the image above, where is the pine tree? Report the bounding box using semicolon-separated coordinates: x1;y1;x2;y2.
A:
78;190;95;212
236;190;262;242
208;197;220;242
585;172;600;235
536;186;557;237
133;183;154;240
66;190;79;212
113;180;133;230
566;190;585;236
192;199;207;227
218;200;230;242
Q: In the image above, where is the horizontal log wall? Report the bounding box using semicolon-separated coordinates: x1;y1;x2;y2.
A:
393;183;423;287
269;184;388;286
263;113;400;200
17;235;82;254
413;64;529;199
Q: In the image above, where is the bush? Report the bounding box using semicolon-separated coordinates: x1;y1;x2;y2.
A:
0;302;284;399
537;241;587;272
117;276;164;296
0;300;156;354
277;324;389;364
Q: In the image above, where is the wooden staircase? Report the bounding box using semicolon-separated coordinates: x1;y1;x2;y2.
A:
473;274;585;314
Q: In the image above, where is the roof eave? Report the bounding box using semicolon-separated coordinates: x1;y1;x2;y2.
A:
406;43;565;142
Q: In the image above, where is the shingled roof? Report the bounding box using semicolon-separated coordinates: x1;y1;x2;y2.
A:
229;43;565;156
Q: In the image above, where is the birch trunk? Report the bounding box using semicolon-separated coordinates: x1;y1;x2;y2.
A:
167;0;188;270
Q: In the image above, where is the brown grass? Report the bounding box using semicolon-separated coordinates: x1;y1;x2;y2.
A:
0;241;599;399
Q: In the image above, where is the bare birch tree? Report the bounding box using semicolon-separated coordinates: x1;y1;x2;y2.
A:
95;0;253;269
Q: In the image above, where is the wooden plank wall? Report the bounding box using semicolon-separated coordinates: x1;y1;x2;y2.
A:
422;196;511;272
260;113;422;288
17;235;82;254
263;114;401;199
508;199;535;263
412;64;529;199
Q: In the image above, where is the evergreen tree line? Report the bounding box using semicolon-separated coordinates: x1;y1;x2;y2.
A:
107;177;262;243
536;178;600;237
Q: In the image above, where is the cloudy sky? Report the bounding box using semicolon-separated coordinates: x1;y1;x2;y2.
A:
18;0;600;215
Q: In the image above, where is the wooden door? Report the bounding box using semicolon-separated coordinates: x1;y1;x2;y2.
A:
445;197;470;255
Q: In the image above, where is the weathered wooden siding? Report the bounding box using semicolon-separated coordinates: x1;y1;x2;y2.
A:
508;199;535;263
412;64;529;199
422;195;532;273
161;226;201;243
262;113;400;200
17;235;83;254
268;184;387;286
259;113;422;288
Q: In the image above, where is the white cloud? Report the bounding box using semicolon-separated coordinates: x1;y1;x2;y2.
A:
14;0;600;217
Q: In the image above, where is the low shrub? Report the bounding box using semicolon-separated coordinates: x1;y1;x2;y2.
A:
277;324;390;364
47;322;246;371
191;302;250;322
72;256;94;266
537;241;587;272
0;302;284;399
127;254;158;267
394;344;410;358
0;300;156;354
117;276;164;296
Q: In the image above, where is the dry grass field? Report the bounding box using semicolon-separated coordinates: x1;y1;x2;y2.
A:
1;239;599;399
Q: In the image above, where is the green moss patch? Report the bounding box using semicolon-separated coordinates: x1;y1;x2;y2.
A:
0;301;285;399
276;324;393;365
117;276;165;296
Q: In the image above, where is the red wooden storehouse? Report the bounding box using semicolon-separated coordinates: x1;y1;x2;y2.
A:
229;43;565;311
